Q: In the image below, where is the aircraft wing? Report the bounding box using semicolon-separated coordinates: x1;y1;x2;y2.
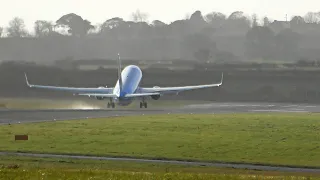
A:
76;93;118;98
24;73;114;94
125;93;161;98
139;73;223;95
74;93;160;98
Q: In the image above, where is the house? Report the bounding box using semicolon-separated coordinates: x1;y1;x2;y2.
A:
269;20;290;33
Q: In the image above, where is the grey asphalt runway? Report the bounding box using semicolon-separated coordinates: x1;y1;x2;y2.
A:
1;102;320;124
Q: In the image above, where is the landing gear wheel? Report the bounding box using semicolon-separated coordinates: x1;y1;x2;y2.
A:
140;102;148;108
107;102;115;108
144;102;147;108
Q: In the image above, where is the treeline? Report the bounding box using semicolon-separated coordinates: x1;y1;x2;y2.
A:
1;10;320;63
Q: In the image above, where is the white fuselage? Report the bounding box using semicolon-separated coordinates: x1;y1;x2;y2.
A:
113;65;142;106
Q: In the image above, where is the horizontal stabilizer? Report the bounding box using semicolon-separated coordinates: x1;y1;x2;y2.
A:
125;93;160;98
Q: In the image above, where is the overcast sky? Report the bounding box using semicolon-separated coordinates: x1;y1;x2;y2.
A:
1;0;320;31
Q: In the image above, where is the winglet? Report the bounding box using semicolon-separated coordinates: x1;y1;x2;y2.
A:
24;73;31;87
220;72;224;85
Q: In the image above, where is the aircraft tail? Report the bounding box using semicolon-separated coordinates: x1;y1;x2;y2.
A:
117;53;122;91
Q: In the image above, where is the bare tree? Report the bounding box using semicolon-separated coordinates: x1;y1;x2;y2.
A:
184;13;191;20
152;20;166;27
262;17;270;27
304;12;318;23
131;9;149;22
228;11;245;20
6;17;28;37
227;11;251;28
252;14;258;27
34;20;54;37
0;27;3;37
205;12;226;26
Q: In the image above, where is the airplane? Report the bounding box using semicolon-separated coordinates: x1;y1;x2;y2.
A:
24;54;223;108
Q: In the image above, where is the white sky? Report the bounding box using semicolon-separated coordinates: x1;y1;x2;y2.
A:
1;0;320;31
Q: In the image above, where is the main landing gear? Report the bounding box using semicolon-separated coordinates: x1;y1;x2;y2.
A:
107;102;115;108
107;98;115;108
140;101;148;108
140;97;148;108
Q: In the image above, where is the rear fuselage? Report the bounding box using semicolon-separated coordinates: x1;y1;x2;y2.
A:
113;65;142;106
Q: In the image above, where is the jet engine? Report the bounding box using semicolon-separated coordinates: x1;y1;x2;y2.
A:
151;86;161;100
96;96;105;100
95;86;107;100
151;95;160;100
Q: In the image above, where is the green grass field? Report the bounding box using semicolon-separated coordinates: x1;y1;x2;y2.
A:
2;169;318;180
0;156;319;180
3;169;318;180
0;114;319;168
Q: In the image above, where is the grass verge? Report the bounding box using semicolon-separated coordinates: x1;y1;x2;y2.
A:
0;156;319;180
0;114;319;167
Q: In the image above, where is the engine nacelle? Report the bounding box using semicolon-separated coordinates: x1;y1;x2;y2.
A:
151;95;160;100
151;86;161;100
96;96;105;100
94;86;107;100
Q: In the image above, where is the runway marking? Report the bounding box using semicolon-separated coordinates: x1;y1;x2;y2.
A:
282;105;299;108
0;152;319;173
250;110;309;113
303;106;317;108
185;104;276;108
289;108;306;111
0;115;126;125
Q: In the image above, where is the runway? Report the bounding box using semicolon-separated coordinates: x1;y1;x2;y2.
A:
1;102;320;124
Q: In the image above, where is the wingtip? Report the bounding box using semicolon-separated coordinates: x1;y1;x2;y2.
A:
220;72;224;84
24;72;31;87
